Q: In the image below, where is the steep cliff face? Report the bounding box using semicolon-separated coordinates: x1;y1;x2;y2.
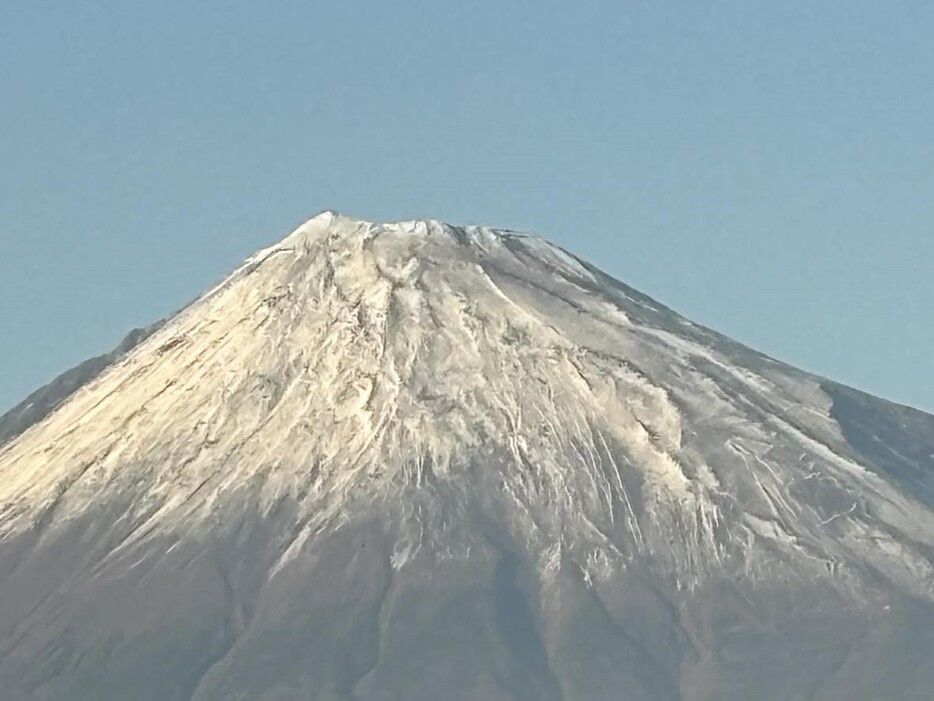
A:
1;212;932;700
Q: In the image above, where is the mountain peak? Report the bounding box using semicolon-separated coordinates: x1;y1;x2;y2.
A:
285;210;454;242
1;213;933;699
279;211;536;257
4;214;932;590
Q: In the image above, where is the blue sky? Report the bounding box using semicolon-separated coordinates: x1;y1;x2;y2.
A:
1;1;932;412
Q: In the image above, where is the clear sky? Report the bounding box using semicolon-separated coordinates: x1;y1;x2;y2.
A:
1;1;932;413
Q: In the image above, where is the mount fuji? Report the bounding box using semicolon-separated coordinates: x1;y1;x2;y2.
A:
1;212;932;700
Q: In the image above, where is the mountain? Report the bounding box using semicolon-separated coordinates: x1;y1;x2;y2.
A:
0;323;164;447
1;211;932;701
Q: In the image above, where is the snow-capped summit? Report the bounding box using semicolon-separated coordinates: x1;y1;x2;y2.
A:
1;214;932;700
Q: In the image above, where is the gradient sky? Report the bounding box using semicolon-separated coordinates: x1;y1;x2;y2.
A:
1;1;932;413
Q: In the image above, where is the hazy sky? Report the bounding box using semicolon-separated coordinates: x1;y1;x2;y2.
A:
1;1;932;413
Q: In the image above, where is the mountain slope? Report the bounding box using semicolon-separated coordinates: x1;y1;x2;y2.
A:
0;323;164;448
1;212;932;700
